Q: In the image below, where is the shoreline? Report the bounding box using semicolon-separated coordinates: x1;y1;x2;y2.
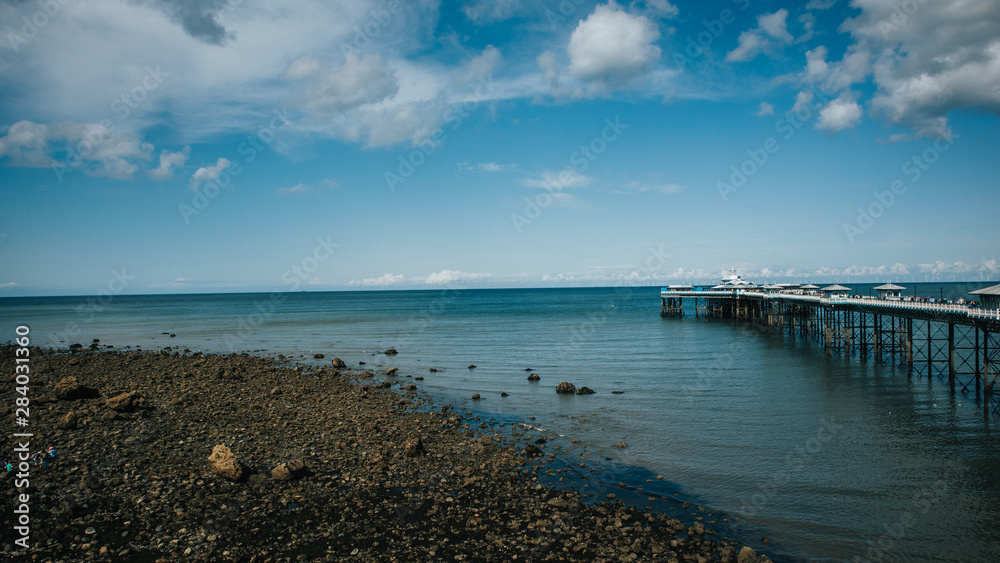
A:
1;345;776;562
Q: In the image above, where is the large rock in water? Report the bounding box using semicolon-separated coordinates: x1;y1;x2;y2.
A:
555;381;576;394
207;445;245;481
331;358;347;368
576;386;595;395
106;391;150;412
527;373;540;381
54;376;100;400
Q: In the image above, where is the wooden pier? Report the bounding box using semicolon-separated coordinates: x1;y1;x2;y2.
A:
661;286;1000;416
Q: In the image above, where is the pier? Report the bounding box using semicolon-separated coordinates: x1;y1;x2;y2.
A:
661;274;1000;416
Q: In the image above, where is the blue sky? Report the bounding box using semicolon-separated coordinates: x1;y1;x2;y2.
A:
1;0;998;295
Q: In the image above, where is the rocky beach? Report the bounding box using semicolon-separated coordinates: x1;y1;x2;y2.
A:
1;345;774;562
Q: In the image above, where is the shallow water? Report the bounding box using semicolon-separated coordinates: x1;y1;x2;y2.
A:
3;284;998;561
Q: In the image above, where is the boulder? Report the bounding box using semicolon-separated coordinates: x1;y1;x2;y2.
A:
312;353;324;359
331;358;347;368
54;377;100;400
737;546;762;563
471;394;481;400
404;438;425;457
555;382;576;394
105;391;150;412
404;384;417;391
376;381;391;389
207;445;245;481
468;364;477;369
271;459;308;481
385;367;399;376
384;348;398;355
576;386;595;395
58;411;77;430
614;441;628;449
527;373;540;381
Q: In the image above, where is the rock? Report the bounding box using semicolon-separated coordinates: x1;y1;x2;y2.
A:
404;384;417;391
468;365;477;369
612;391;624;394
527;373;540;381
524;444;542;457
376;381;391;389
69;343;83;351
385;368;399;376
207;445;245;481
404;438;425;457
312;353;324;359
385;348;398;355
737;546;760;563
414;376;424;381
500;392;509;397
331;358;347;368
547;497;568;509
614;441;628;448
58;411;77;430
271;459;308;481
576;386;595;395
106;391;150;412
555;382;576;394
429;368;438;372
471;394;481;400
54;377;100;400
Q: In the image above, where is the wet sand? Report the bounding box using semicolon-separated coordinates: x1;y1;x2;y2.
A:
1;346;773;562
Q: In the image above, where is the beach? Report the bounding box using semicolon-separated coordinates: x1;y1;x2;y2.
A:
1;345;771;562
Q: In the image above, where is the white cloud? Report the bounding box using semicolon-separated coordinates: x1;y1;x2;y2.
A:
791;90;814;114
423;270;492;285
567;2;661;90
0;120;153;179
148;146;190;180
756;102;774;116
463;0;530;23
293;53;399;116
349;273;407;287
522;169;591;190
618;181;685;194
0;281;17;290
189;158;231;190
276;183;308;195
816;94;863;133
726;9;793;62
806;0;837;10
643;0;679;19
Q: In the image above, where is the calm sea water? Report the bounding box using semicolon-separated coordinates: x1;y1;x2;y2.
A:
2;283;998;562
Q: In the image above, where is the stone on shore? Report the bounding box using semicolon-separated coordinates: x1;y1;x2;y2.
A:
614;441;628;448
313;353;324;359
527;373;540;381
271;459;308;481
207;445;245;481
58;411;77;430
106;390;150;412
385;348;398;355
331;358;347;368
576;386;595;395
54;376;100;400
385;367;399;376
556;381;576;394
404;437;425;457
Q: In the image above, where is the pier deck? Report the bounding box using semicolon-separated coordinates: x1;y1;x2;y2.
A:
660;287;1000;416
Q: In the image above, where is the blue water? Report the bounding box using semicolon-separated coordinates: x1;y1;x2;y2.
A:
2;283;998;562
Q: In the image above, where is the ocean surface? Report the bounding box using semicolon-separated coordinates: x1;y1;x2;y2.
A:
3;282;999;562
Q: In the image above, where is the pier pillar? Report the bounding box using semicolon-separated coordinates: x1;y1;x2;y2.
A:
949;323;955;384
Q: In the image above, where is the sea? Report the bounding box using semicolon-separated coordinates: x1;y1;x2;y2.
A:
2;282;999;562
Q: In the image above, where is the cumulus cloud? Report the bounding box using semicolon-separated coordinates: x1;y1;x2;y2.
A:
137;0;235;45
291;53;399;116
805;0;1000;138
423;270;492;285
0;121;153;179
756;102;774;116
567;2;661;90
348;273;407;287
148;146;190;179
189;158;231;190
726;9;793;62
816;94;863;133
